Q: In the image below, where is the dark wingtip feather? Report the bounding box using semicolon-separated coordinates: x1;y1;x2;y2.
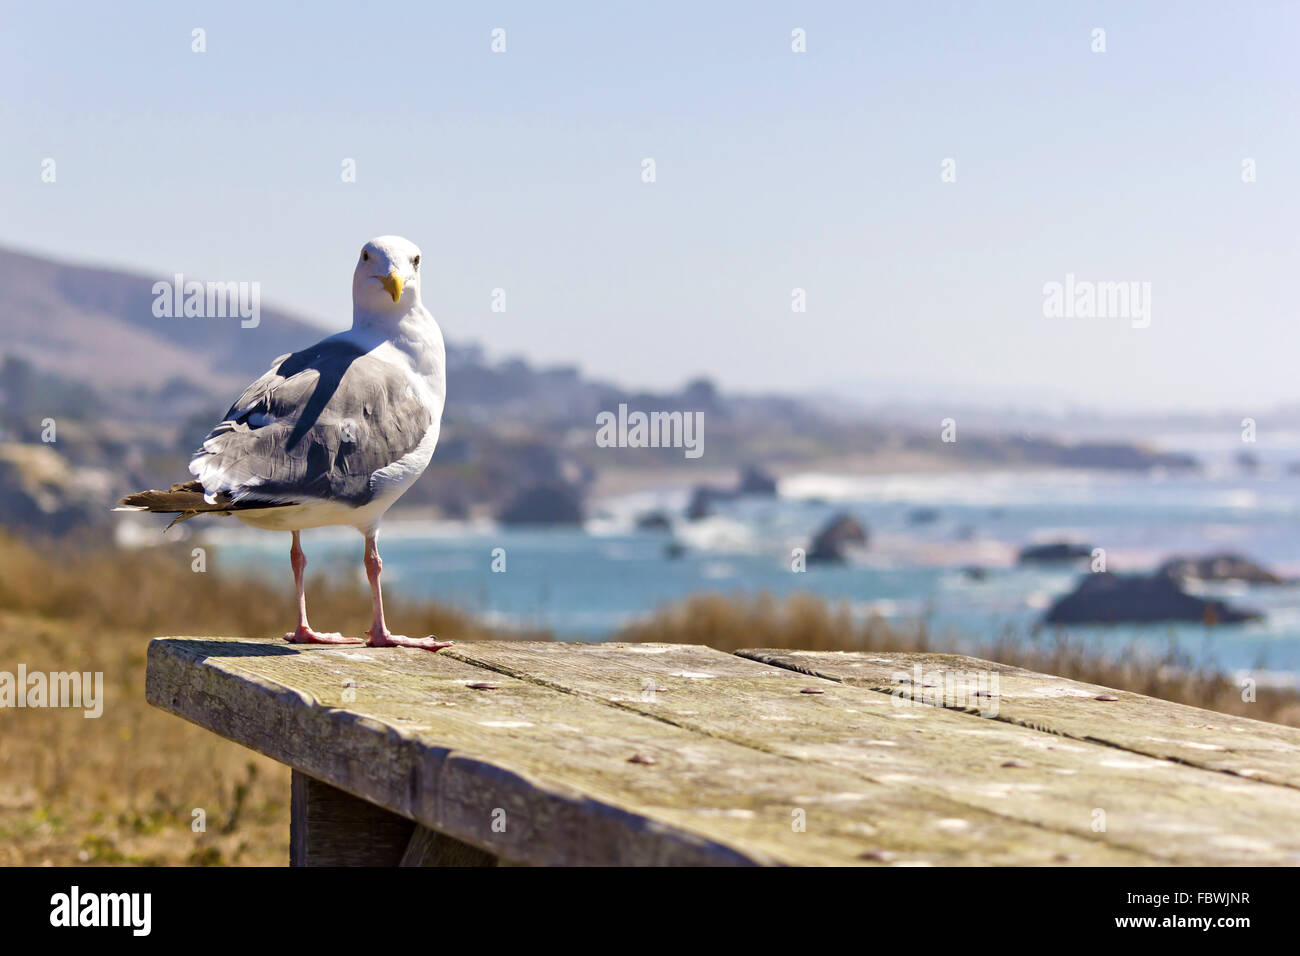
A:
164;511;199;531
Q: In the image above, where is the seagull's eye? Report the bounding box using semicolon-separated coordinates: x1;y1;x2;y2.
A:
413;255;420;269
362;250;369;262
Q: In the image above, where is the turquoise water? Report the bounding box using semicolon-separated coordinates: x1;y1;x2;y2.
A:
207;459;1300;685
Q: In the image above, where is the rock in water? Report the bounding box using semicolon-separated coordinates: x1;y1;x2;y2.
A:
635;510;673;532
1044;572;1261;625
807;512;868;564
1158;553;1283;585
686;485;731;521
736;465;777;497
1018;541;1093;564
498;482;584;526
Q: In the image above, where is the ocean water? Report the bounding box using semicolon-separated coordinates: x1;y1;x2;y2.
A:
207;449;1300;686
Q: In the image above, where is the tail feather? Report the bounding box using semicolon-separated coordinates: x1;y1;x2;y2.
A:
115;480;293;530
116;480;210;513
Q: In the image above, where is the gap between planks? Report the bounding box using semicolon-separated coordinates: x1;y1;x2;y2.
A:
735;648;1300;795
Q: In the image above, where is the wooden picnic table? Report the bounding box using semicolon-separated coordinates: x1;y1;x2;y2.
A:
145;638;1300;866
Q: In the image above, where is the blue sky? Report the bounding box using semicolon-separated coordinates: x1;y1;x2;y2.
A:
2;2;1297;411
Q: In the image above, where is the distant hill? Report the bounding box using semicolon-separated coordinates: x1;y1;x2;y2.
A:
0;245;791;436
0;244;670;428
0;245;328;397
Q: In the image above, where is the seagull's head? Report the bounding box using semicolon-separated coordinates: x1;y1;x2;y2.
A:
353;235;423;312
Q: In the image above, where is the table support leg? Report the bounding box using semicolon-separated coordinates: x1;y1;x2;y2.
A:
290;770;497;867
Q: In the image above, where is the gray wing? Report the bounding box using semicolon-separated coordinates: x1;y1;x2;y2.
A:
189;338;434;507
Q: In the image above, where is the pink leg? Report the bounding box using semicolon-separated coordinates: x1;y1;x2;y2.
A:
363;532;453;651
284;531;362;646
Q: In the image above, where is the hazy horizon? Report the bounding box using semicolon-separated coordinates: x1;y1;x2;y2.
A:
4;2;1297;413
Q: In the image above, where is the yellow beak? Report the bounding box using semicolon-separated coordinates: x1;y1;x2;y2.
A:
380;271;404;302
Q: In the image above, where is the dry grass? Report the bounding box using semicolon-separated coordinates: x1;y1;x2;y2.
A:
4;533;1297;867
615;592;1300;727
0;532;539;643
0;531;542;866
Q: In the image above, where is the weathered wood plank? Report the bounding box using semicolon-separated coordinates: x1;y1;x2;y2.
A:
291;771;416;866
445;642;1300;865
737;648;1300;791
147;637;1143;866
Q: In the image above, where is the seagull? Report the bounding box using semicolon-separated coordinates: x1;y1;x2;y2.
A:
118;236;453;651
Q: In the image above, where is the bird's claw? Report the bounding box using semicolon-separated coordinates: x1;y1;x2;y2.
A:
285;627;364;645
365;631;455;652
